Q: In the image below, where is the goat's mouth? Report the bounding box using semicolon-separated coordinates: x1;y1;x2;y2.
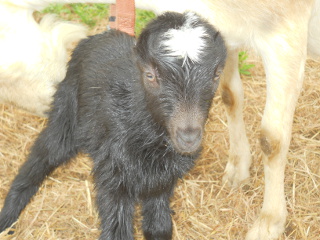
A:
167;106;206;155
170;126;203;155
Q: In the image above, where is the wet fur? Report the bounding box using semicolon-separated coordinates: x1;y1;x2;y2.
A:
0;12;226;240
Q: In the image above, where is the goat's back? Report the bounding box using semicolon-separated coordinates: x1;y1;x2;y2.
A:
57;30;142;150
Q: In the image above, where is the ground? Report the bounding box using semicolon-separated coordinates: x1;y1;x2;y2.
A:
0;8;319;240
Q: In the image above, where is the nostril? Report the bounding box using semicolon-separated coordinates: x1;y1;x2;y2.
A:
176;127;202;148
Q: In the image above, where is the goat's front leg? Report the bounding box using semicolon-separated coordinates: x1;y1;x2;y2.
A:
142;190;173;240
95;179;135;240
246;28;308;240
221;49;251;187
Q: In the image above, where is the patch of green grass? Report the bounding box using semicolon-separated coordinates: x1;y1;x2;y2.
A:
135;9;156;35
42;3;154;32
238;51;255;76
42;3;109;28
41;3;72;16
72;4;109;27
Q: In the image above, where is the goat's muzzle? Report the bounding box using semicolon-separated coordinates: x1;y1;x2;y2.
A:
169;107;205;155
175;126;202;154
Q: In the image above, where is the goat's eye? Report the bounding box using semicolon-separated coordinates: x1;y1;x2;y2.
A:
143;68;159;88
145;72;156;82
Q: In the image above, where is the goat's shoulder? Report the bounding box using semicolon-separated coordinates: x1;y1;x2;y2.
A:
72;30;135;67
68;29;138;102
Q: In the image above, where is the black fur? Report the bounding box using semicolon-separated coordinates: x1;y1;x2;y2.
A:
0;12;226;240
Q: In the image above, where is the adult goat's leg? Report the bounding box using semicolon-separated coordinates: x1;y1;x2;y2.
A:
246;26;308;240
221;49;251;187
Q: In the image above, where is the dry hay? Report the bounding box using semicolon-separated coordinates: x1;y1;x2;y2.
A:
1;16;320;240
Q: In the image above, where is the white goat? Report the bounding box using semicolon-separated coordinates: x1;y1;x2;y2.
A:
0;1;87;116
1;0;319;240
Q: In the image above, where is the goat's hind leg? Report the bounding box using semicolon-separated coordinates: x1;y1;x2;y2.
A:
221;49;251;187
0;84;78;233
0;127;78;233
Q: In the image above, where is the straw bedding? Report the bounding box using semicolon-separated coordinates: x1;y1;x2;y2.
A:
0;17;319;240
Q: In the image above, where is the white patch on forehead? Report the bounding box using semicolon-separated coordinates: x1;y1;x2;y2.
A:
161;12;208;64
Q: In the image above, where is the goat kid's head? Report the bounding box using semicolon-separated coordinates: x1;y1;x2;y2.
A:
136;12;227;155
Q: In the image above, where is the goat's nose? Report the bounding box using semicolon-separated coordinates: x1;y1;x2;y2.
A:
176;127;202;152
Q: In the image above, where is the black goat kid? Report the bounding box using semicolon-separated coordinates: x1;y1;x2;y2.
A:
0;12;226;240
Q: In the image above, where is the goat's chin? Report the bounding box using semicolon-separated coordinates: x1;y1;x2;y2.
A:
171;139;202;156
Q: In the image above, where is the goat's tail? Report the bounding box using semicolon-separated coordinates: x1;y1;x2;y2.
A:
40;14;88;50
0;76;79;233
